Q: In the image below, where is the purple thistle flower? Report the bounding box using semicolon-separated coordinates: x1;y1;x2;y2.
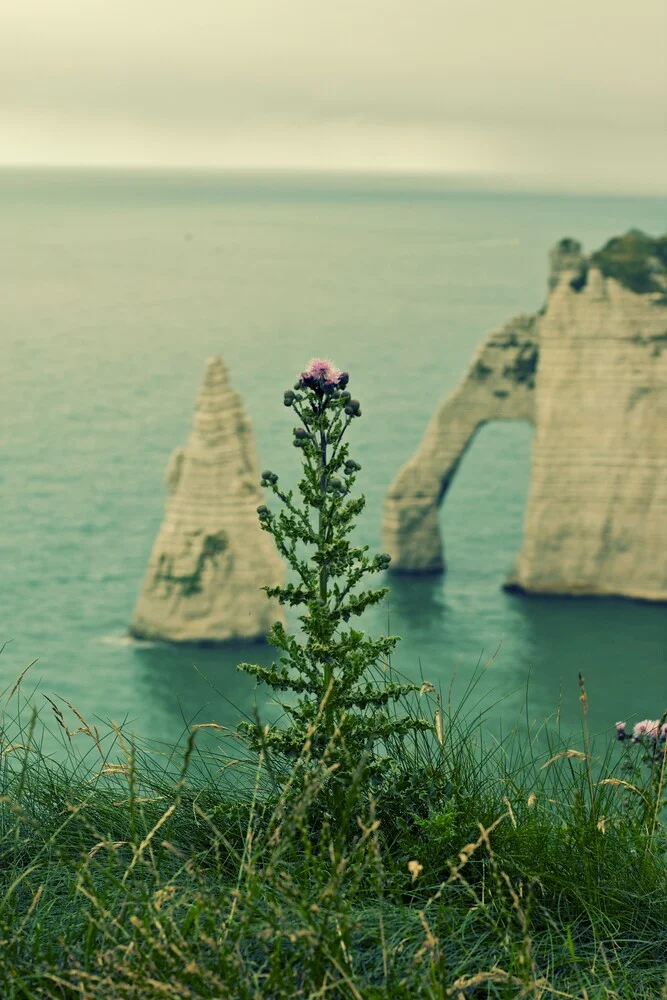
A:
615;721;627;741
632;719;661;743
647;720;662;741
299;358;344;392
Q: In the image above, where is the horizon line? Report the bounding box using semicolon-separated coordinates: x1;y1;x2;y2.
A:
1;164;666;199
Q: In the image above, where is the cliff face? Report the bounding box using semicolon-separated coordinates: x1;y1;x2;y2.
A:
383;232;667;602
129;357;284;643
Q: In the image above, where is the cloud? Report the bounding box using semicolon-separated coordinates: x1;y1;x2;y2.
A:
2;0;666;190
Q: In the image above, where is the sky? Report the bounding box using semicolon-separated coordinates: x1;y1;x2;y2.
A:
3;0;667;193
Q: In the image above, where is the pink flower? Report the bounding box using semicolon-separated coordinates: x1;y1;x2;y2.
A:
299;358;348;392
303;358;340;381
632;719;661;743
647;721;661;741
615;721;627;740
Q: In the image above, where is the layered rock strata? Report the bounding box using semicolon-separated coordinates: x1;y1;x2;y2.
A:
130;357;284;642
383;231;667;601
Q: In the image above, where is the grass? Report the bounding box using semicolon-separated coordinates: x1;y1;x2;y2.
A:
1;666;667;999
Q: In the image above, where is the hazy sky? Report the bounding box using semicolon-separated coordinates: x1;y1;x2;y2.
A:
3;0;667;192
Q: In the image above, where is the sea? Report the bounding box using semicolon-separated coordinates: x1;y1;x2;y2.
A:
2;169;666;758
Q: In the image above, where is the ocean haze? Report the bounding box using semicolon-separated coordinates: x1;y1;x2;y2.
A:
3;0;667;191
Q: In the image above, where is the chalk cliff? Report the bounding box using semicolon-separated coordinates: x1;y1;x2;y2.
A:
383;231;667;601
129;357;284;642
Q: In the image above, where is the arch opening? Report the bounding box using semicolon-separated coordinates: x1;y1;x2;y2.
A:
438;419;534;589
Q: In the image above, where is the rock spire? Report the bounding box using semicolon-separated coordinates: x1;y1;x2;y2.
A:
129;357;284;642
383;231;667;601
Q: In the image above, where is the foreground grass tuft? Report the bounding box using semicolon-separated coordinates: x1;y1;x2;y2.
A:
2;675;667;999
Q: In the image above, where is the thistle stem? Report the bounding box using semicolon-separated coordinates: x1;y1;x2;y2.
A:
318;418;334;736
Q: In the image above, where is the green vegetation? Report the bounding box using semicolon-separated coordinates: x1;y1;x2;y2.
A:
591;230;667;296
3;360;667;997
502;343;538;389
556;238;582;256
239;360;427;770
628;329;667;358
471;359;494;381
569;268;588;293
2;674;667;998
153;531;228;597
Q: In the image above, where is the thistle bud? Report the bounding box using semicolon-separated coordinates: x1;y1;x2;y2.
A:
338;371;349;388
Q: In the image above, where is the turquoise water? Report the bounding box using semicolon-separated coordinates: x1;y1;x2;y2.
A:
2;169;666;752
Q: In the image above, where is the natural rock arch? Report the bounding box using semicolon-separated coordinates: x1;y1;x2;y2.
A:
383;232;667;602
383;314;537;574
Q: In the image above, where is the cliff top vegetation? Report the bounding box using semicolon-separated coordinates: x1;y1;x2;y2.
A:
591;229;667;295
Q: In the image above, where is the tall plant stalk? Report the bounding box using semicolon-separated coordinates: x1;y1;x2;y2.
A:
238;358;428;771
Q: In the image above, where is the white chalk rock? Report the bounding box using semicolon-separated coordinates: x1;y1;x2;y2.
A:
129;357;284;642
383;232;667;601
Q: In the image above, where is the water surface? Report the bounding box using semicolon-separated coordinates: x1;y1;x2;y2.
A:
2;170;665;752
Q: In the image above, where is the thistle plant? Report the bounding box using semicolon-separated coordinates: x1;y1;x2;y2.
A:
616;717;667;754
238;358;428;771
615;714;667;832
